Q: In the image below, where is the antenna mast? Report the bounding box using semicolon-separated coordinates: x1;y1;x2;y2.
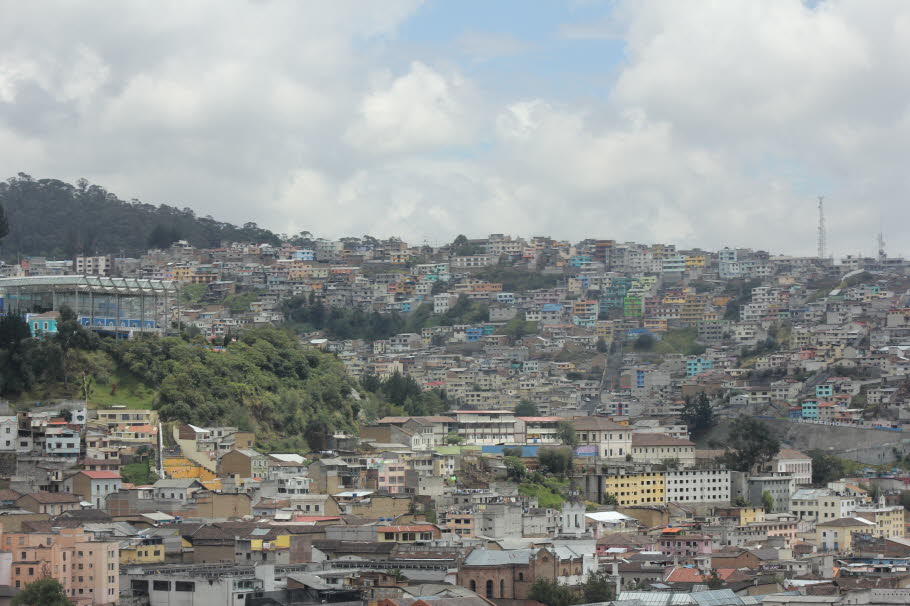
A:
817;196;826;259
877;227;886;261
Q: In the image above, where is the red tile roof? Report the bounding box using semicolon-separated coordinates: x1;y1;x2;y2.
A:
80;471;121;479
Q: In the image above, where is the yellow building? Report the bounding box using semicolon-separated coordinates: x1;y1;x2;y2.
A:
855;505;905;538
120;537;165;565
603;471;666;507
686;254;707;268
816;517;876;552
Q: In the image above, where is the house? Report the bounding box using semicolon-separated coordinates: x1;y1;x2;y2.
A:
218;449;270;480
572;416;632;459
816;517;876;552
630;433;695;466
66;470;123;510
15;491;82;515
152;479;205;502
25;311;60;338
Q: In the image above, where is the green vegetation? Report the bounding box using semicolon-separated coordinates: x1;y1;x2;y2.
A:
283;294;488;341
223;292;259;313
12;577;74;606
809;450;848;485
654;327;706;355
473;265;562;291
111;326;360;452
359;371;452;420
538;446;574;475
180;283;208;305
518;475;568;508
120;461;159;485
680;393;716;437
514;400;539;416
0;175;280;259
500;313;538;339
556;421;578;446
88;368;156;410
719;416;780;472
529;571;615;606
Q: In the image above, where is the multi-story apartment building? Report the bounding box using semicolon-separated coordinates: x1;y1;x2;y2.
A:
2;527;120;605
665;469;731;504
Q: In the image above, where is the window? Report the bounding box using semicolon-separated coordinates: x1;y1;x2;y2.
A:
175;582;195;592
486;580;494;598
153;581;171;591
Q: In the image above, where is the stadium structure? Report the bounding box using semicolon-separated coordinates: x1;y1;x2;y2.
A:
0;275;180;335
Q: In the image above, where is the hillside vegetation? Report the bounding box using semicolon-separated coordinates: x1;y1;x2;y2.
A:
0;174;281;258
0;313;362;452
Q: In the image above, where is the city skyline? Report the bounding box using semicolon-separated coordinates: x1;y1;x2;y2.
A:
2;1;909;256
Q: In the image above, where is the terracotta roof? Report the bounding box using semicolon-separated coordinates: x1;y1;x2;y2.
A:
665;567;738;583
80;471;121;480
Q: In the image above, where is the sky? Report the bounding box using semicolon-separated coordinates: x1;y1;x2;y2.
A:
2;0;909;257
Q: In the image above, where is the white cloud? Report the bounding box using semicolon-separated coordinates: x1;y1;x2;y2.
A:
345;61;479;153
3;0;910;256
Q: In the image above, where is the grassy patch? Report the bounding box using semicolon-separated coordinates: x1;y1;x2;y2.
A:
518;477;569;508
120;461;159;485
90;369;156;410
654;328;706;355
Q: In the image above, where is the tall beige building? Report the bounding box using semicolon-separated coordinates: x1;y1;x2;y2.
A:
0;527;119;605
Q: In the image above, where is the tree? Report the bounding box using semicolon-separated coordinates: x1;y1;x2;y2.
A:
529;578;576;606
633;333;655;351
596;337;608;353
13;577;74;606
556;420;578;447
680;393;716;436
0;202;8;243
809;450;846;486
504;456;527;482
602;492;619;506
761;490;775;513
538;447;573;476
445;432;465;445
706;570;725;589
581;570;615;604
515;400;539;417
720;416;780;472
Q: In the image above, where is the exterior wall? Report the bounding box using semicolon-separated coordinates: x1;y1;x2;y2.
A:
665;469;731;504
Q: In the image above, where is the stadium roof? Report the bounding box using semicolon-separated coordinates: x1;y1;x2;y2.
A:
0;275;178;294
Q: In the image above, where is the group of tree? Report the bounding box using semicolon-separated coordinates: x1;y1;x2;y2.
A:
538;446;574;476
0;307;105;398
680;392;716;437
109;325;362;452
809;450;848;485
717;416;781;472
283;294;488;342
529;571;615;606
0;175;280;258
359;371;451;419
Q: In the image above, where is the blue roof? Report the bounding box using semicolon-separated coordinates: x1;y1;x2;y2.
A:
482;445;540;457
542;303;562;312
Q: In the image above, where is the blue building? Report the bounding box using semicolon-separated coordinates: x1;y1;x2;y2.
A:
25;311;60;339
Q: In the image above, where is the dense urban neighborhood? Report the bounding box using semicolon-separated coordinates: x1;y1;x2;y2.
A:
2;229;910;606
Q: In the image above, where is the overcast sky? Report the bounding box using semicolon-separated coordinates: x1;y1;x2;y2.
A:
2;0;909;257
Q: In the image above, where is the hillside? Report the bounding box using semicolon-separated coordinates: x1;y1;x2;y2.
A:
0;174;281;259
0;314;360;453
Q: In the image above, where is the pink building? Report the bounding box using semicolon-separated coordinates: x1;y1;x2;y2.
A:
377;461;407;494
657;531;712;559
1;527;119;605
